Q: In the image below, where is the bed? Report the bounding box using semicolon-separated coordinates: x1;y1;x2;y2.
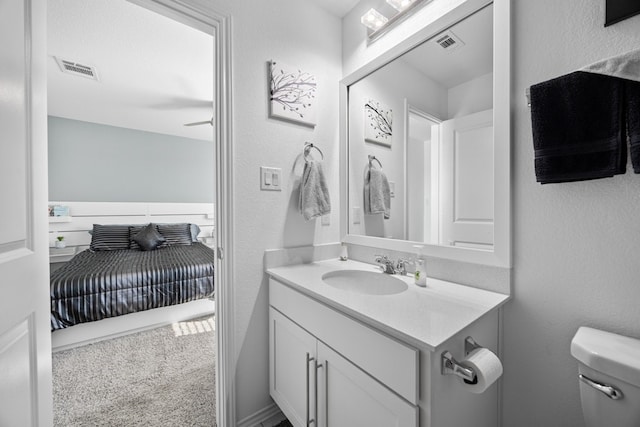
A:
50;222;216;331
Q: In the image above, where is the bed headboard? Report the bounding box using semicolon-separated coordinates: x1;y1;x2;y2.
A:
48;202;215;254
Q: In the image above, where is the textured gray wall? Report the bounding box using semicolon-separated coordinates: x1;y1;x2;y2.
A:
505;1;640;426
48;116;214;202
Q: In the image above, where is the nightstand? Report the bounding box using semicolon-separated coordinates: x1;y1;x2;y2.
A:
49;247;76;264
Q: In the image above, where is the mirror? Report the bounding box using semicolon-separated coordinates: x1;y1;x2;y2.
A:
342;1;510;267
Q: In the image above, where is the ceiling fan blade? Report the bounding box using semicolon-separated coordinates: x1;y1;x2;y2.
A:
184;117;213;127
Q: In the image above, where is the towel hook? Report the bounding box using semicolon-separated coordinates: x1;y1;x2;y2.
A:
304;142;324;160
368;155;383;168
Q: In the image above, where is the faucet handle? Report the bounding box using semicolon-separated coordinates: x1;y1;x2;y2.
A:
396;258;411;275
374;254;388;263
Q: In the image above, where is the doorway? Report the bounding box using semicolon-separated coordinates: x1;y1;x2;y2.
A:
406;105;441;244
45;0;233;425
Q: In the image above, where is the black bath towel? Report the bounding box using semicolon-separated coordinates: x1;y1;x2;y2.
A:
627;80;640;173
530;71;626;184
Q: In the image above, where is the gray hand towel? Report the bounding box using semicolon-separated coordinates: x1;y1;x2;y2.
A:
364;165;390;219
299;160;331;220
579;48;640;83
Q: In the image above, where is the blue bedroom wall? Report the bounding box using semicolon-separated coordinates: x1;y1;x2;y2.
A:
48;116;214;203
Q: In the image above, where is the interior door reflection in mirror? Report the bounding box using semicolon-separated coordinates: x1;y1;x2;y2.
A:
348;4;494;250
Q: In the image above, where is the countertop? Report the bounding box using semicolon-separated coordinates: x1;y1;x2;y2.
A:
266;259;510;350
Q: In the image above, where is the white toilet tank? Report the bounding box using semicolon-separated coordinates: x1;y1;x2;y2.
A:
571;327;640;427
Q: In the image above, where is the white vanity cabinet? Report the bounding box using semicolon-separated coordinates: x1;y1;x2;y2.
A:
269;308;317;426
269;278;419;427
317;341;417;426
267;260;507;427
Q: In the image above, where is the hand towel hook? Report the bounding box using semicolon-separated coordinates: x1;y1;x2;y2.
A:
304;142;324;160
368;155;383;168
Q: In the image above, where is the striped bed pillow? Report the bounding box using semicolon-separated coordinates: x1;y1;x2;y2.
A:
90;224;131;251
156;223;193;246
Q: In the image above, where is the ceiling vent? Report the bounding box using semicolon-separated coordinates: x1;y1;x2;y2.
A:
434;31;465;53
54;57;99;81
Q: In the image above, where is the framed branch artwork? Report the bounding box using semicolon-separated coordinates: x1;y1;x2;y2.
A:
605;0;640;26
364;98;393;147
269;60;317;127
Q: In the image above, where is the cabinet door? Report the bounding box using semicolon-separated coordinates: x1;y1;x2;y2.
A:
317;342;418;427
269;308;317;427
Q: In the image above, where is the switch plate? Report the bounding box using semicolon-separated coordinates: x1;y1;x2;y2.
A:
389;181;395;198
260;166;282;191
352;207;361;224
321;214;330;226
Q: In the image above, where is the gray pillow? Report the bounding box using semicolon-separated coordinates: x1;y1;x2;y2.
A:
128;225;146;250
153;223;201;242
156;223;193;246
131;223;166;251
90;224;131;251
190;223;201;242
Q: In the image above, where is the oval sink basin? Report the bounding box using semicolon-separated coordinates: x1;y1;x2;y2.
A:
321;270;408;296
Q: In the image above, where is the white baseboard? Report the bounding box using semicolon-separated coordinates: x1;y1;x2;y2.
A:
237;403;285;427
52;299;215;352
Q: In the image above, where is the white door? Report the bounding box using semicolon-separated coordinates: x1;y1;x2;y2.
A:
317;342;418;427
440;109;494;250
0;0;52;426
269;308;318;427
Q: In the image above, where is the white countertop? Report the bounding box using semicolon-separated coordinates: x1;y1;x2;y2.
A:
267;259;510;350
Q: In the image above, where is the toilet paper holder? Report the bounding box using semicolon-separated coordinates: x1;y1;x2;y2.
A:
441;337;482;383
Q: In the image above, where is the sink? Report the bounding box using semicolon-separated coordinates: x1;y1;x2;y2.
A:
321;270;408;296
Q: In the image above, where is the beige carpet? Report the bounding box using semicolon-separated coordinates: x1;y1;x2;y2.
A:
52;317;216;427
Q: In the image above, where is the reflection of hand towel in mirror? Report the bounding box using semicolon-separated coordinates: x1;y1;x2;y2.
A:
364;165;390;219
299;160;331;220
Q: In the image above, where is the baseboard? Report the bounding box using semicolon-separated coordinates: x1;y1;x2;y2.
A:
236;403;285;427
52;299;215;352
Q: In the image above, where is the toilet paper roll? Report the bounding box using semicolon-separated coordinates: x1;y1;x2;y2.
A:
460;348;503;394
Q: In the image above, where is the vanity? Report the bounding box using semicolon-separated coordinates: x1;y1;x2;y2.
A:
267;259;509;427
267;0;511;424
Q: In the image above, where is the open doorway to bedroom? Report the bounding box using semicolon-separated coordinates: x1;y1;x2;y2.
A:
46;1;218;425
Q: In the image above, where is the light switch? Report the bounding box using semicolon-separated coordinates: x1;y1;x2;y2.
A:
389;181;395;198
321;214;330;226
260;166;282;191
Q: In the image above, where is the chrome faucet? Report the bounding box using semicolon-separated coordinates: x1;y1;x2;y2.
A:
375;255;410;275
375;255;396;274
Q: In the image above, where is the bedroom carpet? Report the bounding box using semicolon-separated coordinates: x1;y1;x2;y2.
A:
52;317;216;427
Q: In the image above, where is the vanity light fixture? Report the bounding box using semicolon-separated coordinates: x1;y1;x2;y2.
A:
360;8;388;31
386;0;415;12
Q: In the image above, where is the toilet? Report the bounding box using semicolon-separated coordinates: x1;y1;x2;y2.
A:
571;327;640;427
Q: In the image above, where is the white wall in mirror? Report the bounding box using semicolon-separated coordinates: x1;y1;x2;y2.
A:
340;0;510;267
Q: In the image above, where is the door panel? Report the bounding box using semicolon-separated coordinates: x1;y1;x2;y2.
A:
0;319;34;426
0;0;52;425
440;109;494;249
0;0;28;250
317;342;418;427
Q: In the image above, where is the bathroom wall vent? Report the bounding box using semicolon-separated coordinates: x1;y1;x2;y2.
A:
434;31;465;53
54;57;99;81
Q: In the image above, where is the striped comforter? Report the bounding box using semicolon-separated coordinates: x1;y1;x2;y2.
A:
50;243;215;330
